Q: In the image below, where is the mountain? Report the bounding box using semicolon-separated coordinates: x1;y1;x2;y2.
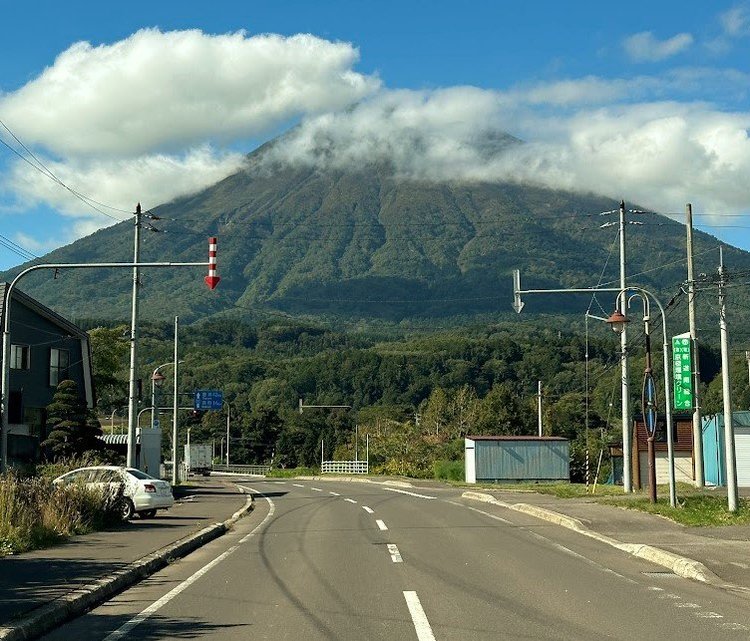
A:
4;134;749;326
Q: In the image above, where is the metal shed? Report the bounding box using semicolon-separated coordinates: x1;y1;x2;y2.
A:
702;412;750;487
464;436;570;484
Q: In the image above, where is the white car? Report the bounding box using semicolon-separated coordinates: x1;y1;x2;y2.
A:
53;465;174;520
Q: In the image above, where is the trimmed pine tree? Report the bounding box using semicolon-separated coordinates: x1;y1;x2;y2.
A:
42;380;103;459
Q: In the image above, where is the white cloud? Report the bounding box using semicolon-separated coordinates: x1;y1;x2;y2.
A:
263;87;750;219
0;28;380;253
720;5;750;36
0;29;379;157
4;146;246;224
623;31;694;63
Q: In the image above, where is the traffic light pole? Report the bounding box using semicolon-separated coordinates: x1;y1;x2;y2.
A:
0;260;210;473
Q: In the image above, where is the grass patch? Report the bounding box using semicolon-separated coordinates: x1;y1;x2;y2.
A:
0;473;122;555
266;467;318;478
599;493;750;527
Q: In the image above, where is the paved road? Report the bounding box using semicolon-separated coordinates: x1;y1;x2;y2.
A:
41;479;750;640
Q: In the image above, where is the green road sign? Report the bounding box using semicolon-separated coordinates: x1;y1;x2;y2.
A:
672;332;693;411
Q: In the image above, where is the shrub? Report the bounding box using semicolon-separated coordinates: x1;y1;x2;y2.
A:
0;473;123;555
433;459;465;481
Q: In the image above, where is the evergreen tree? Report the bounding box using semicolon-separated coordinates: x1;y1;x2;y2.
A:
42;380;103;459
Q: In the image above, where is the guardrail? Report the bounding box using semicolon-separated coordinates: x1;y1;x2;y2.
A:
322;460;369;475
212;464;271;476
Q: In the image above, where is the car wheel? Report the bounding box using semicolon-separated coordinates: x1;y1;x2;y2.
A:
140;509;157;519
119;498;135;521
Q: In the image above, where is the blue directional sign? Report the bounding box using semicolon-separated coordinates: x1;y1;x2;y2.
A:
194;390;223;410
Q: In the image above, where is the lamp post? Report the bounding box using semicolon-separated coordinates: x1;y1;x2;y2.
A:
606;298;659;504
151;361;184;430
512;271;677;506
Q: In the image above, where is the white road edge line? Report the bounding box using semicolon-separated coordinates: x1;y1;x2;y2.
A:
103;488;275;641
362;506;374;514
376;519;388;531
383;487;436;500
387;543;403;563
344;498;357;504
403;591;436;641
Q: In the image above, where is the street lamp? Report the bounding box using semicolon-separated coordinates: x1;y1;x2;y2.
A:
151;361;183;430
512;270;677;507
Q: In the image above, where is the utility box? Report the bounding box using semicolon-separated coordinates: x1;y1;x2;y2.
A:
465;436;569;484
138;428;162;477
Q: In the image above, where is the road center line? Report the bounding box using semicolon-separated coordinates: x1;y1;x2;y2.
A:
362;506;374;514
403;591;436;641
344;498;357;504
311;487;323;492
292;483;305;488
104;488;274;641
387;543;403;563
376;519;388;531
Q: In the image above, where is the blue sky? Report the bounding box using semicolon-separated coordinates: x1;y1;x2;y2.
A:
1;1;750;270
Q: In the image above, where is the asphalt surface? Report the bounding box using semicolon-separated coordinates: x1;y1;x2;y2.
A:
39;479;750;640
0;480;245;626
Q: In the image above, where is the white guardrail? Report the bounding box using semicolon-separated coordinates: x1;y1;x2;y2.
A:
212;464;271;476
322;460;369;475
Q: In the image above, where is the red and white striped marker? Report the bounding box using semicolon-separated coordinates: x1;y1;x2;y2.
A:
204;237;220;290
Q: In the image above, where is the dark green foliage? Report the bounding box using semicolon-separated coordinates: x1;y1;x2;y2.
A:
42;381;103;460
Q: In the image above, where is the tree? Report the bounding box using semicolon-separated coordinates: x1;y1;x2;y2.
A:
89;326;129;412
42;380;103;459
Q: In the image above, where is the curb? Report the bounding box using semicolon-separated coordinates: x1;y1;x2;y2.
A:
0;491;254;641
461;491;729;587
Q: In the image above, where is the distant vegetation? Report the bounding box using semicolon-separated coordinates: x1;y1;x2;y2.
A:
84;314;749;482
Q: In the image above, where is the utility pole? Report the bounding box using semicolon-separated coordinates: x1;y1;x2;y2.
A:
746;351;750;386
686;204;704;486
537;381;543;437
718;247;739;512
126;204;142;468
172;316;179;486
619;200;633;493
226;403;230;466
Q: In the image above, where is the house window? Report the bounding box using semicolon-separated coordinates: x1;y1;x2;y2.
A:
49;348;70;387
10;344;30;370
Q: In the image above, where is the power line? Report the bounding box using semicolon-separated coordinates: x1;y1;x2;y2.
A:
0;119;131;222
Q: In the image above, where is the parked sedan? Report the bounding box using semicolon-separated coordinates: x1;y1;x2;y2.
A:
53;465;174;520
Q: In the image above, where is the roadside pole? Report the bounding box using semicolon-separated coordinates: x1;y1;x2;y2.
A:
172;316;179;486
126;205;142;468
718;248;739;511
686;204;704;487
618;201;633;493
537;381;543;437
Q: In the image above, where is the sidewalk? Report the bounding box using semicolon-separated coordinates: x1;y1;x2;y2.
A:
0;477;247;626
468;487;750;591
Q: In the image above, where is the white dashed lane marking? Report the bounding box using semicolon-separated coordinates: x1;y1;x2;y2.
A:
292;484;304;488
403;591;436;641
362;506;374;514
387;544;403;563
344;498;357;504
311;487;322;492
376;519;388;531
329;491;340;496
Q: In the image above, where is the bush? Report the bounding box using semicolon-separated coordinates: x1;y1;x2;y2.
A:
433;459;465;481
0;473;123;555
266;467;318;478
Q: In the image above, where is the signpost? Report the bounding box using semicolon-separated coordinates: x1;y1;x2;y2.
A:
672;332;693;411
194;390;224;411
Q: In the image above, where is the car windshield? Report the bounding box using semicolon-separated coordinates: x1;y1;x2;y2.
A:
126;469;155;480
